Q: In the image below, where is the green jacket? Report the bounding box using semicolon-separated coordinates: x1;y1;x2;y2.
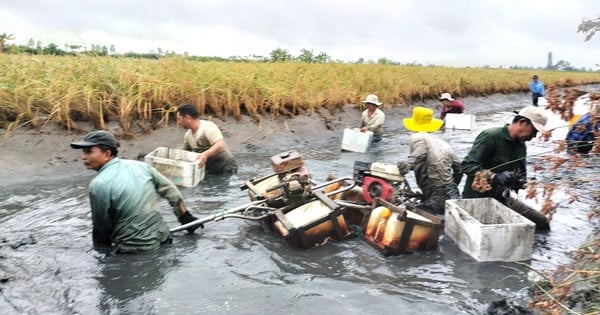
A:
461;125;527;200
89;158;183;253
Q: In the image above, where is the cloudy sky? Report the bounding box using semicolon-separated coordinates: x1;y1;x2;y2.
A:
2;0;599;68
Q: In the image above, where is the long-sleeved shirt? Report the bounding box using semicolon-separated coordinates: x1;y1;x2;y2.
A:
529;80;545;96
183;120;237;174
461;125;527;200
360;108;385;137
89;158;183;253
406;133;462;210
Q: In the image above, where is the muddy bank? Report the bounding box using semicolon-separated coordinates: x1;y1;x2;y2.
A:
0;89;538;183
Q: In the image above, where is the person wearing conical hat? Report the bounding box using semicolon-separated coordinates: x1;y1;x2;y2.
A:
397;107;462;215
359;94;385;142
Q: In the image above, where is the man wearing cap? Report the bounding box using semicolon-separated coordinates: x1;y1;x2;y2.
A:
177;104;238;175
359;94;385;142
529;75;545;106
462;106;548;201
397;107;463;215
439;93;466;120
71;130;201;253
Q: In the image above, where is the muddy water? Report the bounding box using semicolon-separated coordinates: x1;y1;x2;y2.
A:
1;106;598;314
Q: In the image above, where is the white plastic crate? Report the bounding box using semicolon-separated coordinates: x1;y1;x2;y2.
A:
444;113;476;130
145;147;205;187
341;128;373;153
444;198;535;262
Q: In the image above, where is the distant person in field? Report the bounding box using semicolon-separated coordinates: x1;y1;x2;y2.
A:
359;94;385;142
529;74;545;106
438;93;466;120
176;104;238;175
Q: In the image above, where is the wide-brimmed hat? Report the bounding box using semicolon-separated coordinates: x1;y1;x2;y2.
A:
71;130;120;149
518;106;547;132
439;93;455;101
403;107;444;132
361;94;383;106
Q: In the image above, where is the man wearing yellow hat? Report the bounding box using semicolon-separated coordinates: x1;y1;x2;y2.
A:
397;107;463;215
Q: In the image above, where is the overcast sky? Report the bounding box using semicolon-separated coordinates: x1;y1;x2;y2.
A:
2;1;599;68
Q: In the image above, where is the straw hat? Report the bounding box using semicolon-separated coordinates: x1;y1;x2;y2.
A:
403;107;444;132
439;93;455;101
361;94;383;106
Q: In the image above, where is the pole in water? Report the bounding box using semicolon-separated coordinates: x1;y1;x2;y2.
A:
503;190;550;231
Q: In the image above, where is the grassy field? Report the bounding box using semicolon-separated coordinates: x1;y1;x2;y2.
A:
1;54;600;134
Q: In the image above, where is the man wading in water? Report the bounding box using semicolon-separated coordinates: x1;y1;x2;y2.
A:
176;104;238;175
359;94;385;143
71;131;201;253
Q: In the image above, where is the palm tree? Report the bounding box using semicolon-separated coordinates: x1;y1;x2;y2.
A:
0;33;15;53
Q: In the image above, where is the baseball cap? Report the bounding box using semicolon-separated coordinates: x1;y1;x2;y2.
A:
71;130;120;149
518;106;547;132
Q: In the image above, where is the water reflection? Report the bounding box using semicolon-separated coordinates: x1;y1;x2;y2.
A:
96;247;182;313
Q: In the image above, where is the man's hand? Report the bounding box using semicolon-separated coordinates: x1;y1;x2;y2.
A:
360;127;367;133
196;153;208;168
397;161;412;175
491;171;523;191
178;212;203;234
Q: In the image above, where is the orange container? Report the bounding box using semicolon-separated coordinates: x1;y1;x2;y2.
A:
272;198;352;249
361;199;443;256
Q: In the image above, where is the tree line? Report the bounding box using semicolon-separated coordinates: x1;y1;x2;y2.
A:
1;19;599;70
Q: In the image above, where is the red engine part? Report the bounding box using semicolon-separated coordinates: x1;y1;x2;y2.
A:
362;176;394;203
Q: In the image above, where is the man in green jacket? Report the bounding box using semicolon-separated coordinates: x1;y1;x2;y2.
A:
462;106;547;200
71;131;201;253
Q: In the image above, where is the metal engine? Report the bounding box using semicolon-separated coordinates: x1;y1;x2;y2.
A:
353;161;412;203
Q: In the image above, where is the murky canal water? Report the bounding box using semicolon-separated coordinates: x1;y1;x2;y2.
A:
1;106;598;314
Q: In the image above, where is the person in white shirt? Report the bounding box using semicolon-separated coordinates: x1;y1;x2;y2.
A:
359;94;385;142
